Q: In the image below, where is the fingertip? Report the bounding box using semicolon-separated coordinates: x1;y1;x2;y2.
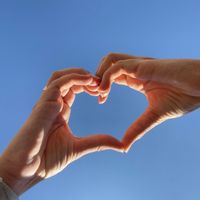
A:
89;76;100;86
123;145;130;153
90;81;99;87
85;76;94;84
98;96;103;104
98;95;107;104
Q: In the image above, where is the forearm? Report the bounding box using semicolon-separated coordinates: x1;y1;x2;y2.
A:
0;108;50;196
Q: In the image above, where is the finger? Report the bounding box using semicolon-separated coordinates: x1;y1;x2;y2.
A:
98;94;107;104
98;63;129;104
114;74;128;86
62;83;100;110
98;74;129;105
70;85;100;96
115;75;147;93
96;52;153;77
60;102;71;122
48;74;94;96
99;59;145;93
63;86;96;109
98;74;146;104
122;108;165;152
96;53;135;77
98;60;148;104
62;85;100;97
99;62;128;93
46;68;91;87
75;134;124;158
63;89;75;107
83;87;100;96
85;85;99;92
62;84;99;121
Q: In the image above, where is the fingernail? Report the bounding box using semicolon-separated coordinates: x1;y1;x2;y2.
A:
90;82;98;86
99;100;105;104
101;93;107;98
98;95;104;104
90;78;100;86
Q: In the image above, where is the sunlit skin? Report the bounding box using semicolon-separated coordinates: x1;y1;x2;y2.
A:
0;68;123;195
96;53;200;151
1;54;200;197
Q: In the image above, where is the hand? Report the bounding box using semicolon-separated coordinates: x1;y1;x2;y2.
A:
96;53;200;151
0;68;123;195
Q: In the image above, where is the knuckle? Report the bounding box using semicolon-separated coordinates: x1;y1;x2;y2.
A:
104;69;112;78
101;52;114;62
101;56;106;62
100;55;108;65
69;73;79;79
137;60;146;68
51;71;59;78
77;67;86;72
48;84;61;94
116;60;124;65
48;79;63;91
115;61;126;72
107;52;115;58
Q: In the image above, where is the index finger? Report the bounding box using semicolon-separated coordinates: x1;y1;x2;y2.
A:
96;52;153;77
47;74;97;98
46;68;91;87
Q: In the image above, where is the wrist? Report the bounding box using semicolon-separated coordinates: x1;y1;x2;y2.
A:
0;177;19;200
0;161;19;195
0;156;42;196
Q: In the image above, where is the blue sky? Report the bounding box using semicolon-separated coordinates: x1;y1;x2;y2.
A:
0;0;200;199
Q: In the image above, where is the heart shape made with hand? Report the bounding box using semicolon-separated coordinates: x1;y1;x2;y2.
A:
70;84;144;150
42;53;200;174
3;53;200;194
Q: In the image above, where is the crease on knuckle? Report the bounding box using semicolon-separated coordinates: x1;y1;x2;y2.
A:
107;52;115;58
77;67;86;73
132;61;144;77
107;52;116;62
48;84;62;96
115;61;125;74
51;71;59;79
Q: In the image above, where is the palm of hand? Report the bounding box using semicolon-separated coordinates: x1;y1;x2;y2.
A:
0;71;125;195
140;60;200;120
114;74;200;148
112;61;200;122
36;88;123;179
34;94;80;179
1;57;200;196
143;80;200;120
38;123;75;178
98;56;200;149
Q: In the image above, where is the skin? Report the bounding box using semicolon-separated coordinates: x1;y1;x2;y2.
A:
1;53;200;197
96;53;200;151
0;68;124;196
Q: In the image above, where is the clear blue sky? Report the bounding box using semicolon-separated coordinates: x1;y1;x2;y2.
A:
1;0;200;199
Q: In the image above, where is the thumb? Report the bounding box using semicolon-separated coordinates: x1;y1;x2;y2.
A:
74;134;124;159
122;107;165;152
